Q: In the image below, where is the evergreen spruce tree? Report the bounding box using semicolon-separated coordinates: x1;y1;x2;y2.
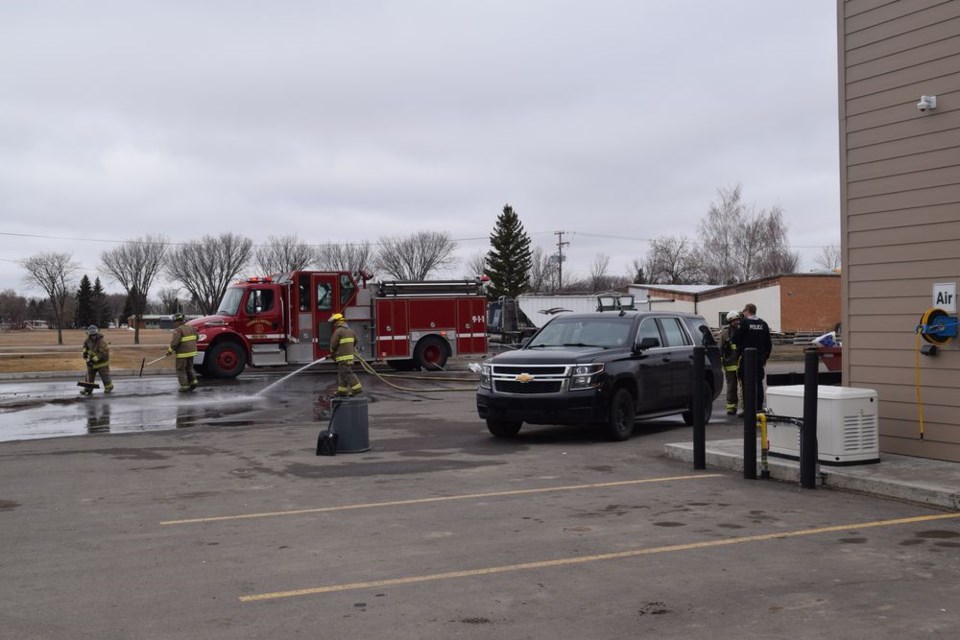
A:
93;277;111;327
485;204;532;299
75;275;94;328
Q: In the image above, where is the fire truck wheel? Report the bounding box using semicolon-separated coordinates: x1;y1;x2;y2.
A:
413;336;448;371
206;342;247;378
387;359;417;371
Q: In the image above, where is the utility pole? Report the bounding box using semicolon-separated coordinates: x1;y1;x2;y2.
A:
554;230;569;291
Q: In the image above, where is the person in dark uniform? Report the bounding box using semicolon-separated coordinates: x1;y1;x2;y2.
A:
733;303;772;410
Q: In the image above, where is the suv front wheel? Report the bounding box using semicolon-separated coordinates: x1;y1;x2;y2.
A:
682;384;714;426
487;419;522;438
605;388;635;441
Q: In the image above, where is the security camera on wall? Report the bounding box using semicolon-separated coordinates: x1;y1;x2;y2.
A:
917;95;937;112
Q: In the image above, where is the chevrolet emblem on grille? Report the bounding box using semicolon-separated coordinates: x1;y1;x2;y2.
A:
515;373;534;383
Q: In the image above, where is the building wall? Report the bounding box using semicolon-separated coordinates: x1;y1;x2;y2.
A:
630;287;699;314
633;275;839;332
839;0;960;461
699;286;782;331
778;275;842;333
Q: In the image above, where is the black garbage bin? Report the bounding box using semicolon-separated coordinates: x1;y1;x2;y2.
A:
330;397;371;453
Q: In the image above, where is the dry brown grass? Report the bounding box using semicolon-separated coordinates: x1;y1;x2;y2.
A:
0;328;810;375
0;329;173;374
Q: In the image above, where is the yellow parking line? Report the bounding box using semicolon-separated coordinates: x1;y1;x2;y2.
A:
161;474;723;526
240;511;960;602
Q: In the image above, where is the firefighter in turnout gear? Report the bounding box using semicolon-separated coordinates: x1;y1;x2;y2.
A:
718;310;742;415
168;313;199;392
329;313;362;396
81;325;113;394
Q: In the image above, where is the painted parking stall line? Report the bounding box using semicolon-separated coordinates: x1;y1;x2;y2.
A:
161;473;723;526
239;511;960;602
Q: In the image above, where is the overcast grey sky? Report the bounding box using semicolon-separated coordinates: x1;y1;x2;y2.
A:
0;1;840;296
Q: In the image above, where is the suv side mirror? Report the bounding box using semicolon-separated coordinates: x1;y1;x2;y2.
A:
636;337;659;351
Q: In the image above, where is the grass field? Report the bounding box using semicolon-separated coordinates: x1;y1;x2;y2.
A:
0;329;174;374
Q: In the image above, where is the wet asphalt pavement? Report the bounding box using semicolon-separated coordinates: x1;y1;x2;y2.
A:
0;367;476;442
1;365;959;639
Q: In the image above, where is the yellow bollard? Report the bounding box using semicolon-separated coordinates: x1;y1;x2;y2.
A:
756;413;770;479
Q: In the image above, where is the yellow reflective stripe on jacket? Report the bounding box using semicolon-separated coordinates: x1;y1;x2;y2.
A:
339;337;354;344
179;335;197;342
92;361;110;369
176;351;198;359
723;364;739;372
335;354;354;362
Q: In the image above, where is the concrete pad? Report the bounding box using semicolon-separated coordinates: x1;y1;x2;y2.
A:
665;439;960;510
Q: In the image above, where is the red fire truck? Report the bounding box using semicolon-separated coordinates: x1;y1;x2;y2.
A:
189;271;489;378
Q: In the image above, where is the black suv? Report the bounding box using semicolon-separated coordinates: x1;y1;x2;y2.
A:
476;310;722;441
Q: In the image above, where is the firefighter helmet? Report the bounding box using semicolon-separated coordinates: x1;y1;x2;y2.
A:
86;324;99;335
329;313;344;324
173;312;185;323
726;310;741;323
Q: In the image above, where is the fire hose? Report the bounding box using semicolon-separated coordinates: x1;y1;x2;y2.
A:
355;355;480;393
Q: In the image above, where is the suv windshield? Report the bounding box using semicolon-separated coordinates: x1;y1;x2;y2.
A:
527;316;632;349
216;288;244;316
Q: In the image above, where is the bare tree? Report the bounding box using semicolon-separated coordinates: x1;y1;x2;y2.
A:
644;236;701;284
0;289;28;327
696;184;800;283
100;235;168;344
20;252;79;344
167;233;254;315
588;253;611;293
527;247;558;293
753;206;801;276
463;251;488;279
315;241;373;275
255;235;316;275
814;244;842;271
157;287;183;314
374;231;457;281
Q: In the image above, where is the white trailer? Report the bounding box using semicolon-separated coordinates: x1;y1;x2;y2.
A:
517;294;650;327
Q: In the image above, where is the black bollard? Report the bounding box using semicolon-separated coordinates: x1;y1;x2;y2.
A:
742;348;757;480
692;346;706;470
800;348;820;489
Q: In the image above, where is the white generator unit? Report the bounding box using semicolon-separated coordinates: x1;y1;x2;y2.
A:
765;385;880;465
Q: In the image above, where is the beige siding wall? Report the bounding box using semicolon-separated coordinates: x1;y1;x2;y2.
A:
839;0;960;461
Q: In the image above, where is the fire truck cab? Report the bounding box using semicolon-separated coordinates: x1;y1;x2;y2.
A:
189;271;488;378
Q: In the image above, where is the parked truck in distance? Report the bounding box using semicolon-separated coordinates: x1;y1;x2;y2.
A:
189;271;488;378
477;304;722;441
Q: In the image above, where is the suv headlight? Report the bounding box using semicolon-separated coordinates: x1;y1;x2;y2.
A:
479;363;492;389
570;363;604;390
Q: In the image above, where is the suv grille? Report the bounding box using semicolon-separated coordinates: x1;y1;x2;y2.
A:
490;364;570;395
495;380;563;394
492;365;565;376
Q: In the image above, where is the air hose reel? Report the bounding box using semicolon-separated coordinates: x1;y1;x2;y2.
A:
916;307;958;345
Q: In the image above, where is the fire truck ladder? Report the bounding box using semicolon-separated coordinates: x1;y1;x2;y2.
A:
377;280;485;297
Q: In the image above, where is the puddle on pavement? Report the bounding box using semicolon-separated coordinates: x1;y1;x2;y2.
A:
0;377;304;442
